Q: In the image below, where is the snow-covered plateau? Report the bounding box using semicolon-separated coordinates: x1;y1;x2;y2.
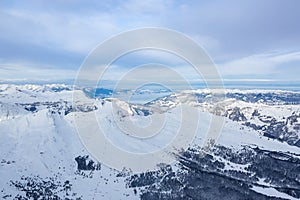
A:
0;84;300;199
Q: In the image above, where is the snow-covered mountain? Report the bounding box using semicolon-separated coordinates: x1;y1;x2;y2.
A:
148;89;300;147
0;84;300;199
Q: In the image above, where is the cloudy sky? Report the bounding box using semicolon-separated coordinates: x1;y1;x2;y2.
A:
0;0;300;83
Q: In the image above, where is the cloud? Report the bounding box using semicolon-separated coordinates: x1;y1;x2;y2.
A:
119;0;170;14
0;62;76;81
218;51;300;80
2;50;300;84
159;0;300;61
0;0;300;83
0;8;120;54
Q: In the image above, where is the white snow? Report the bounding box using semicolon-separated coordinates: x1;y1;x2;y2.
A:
0;84;299;199
251;186;299;200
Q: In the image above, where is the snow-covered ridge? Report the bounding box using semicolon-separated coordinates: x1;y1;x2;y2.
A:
192;88;300;94
0;84;82;104
2;84;300;97
2;83;299;149
0;83;74;92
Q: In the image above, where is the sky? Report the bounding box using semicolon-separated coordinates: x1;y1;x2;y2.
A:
0;0;300;84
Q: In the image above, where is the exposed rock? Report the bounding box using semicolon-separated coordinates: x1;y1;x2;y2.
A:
75;155;101;171
228;107;247;121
